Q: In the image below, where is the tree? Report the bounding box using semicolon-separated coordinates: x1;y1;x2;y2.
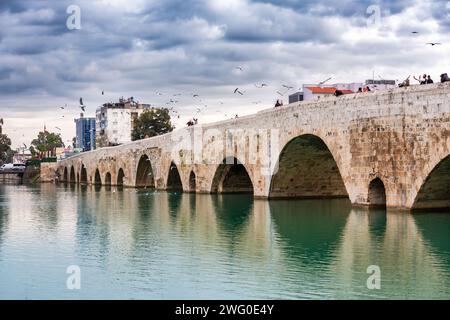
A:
31;131;64;158
0;133;11;164
132;108;174;141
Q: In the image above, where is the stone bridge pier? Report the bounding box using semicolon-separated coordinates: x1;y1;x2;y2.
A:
55;83;450;211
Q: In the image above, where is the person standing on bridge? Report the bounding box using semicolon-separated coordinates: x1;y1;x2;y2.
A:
413;74;427;85
399;75;411;87
441;73;450;83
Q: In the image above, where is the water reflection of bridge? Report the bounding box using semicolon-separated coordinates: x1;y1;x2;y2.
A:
1;184;449;298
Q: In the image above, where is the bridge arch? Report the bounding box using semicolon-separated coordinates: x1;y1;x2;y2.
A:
117;168;125;186
70;166;76;183
167;162;183;191
412;155;450;210
135;154;155;188
94;169;102;185
80;165;88;185
269;134;348;199
368;178;386;208
63;167;68;182
211;157;254;194
105;172;112;186
189;171;196;192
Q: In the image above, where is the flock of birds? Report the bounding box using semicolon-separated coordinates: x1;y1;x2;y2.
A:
51;30;442;141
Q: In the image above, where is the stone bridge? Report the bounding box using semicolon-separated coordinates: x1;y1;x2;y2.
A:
54;83;450;210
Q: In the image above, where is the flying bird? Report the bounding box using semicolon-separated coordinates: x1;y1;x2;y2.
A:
255;83;268;88
426;42;441;46
80;106;85;112
235;66;243;71
60;106;65;110
282;85;294;90
411;31;419;34
102;91;104;95
55;127;61;131
79;98;84;105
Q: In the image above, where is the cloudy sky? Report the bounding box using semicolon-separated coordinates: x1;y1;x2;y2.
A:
0;0;449;148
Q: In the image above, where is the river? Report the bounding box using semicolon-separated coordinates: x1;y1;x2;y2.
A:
0;184;449;299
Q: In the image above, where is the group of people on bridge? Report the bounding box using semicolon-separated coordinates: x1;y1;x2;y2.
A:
399;72;450;87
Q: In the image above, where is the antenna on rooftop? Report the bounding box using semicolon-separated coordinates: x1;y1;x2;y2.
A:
319;77;332;86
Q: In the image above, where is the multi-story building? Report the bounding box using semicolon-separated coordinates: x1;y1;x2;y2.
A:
95;97;151;148
365;79;397;91
288;92;304;104
74;113;96;152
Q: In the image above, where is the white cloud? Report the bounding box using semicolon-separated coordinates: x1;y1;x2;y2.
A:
0;0;449;148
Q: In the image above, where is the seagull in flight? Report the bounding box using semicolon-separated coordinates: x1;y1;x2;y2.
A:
233;88;245;95
411;31;419;34
80;106;86;112
255;83;268;88
235;66;243;71
426;42;441;46
79;97;84;106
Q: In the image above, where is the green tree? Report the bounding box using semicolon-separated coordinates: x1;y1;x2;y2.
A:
132;108;174;141
0;133;12;164
31;131;64;158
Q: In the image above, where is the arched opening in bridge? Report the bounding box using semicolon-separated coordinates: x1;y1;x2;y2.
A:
368;178;386;208
413;155;450;210
94;169;102;185
63;167;68;182
189;171;196;192
135;155;155;188
269;134;348;199
80;165;88;185
105;172;112;186
117;168;125;186
70;166;76;183
167;162;183;191
211;157;254;194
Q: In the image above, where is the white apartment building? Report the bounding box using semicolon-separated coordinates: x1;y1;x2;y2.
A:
96;97;151;148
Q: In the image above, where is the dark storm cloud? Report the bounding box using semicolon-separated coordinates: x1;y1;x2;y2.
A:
250;0;416;16
0;0;450;145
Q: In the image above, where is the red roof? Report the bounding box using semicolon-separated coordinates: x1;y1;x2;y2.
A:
306;86;353;94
